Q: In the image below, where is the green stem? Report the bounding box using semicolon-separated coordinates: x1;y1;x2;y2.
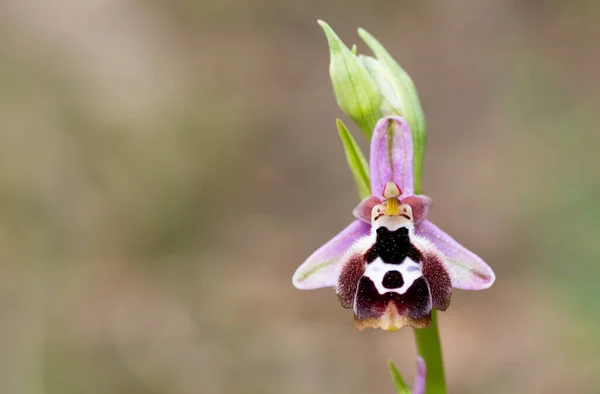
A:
413;310;446;394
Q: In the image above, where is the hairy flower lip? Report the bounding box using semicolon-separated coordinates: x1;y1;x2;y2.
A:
293;116;495;316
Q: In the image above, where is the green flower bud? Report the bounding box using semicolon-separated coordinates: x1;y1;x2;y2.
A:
318;20;382;139
357;28;426;192
317;20;427;193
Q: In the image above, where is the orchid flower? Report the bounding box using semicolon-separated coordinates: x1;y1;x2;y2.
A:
292;116;495;330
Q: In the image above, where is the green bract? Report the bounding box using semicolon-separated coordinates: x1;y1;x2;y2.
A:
318;20;382;140
358;28;426;193
319;21;427;193
388;359;411;394
336;119;370;199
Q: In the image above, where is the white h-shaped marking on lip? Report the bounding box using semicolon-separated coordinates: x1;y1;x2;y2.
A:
363;257;423;295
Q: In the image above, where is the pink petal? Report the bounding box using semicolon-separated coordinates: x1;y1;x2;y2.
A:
352;195;382;223
293;220;370;290
416;220;495;290
400;195;432;225
370;116;415;197
412;357;427;394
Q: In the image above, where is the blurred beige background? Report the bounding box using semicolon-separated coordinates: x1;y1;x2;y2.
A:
0;0;599;393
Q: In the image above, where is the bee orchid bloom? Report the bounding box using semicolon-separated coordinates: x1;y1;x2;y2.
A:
292;116;495;330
